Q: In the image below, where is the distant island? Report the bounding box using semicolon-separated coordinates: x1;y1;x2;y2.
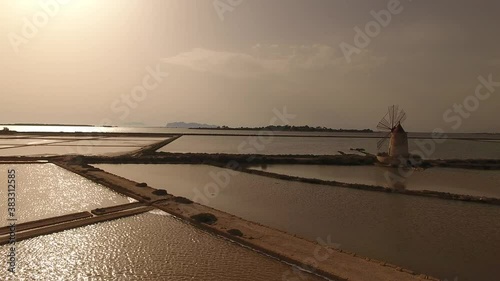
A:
166;122;218;129
167;122;372;132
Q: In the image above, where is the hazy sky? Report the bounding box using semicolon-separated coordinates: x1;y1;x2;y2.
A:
1;0;499;132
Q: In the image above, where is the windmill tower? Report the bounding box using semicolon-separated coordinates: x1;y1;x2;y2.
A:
376;105;409;164
389;123;409;157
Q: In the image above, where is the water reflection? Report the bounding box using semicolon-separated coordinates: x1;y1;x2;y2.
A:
158;135;500;159
96;164;500;281
0;164;130;227
251;164;500;198
0;213;326;281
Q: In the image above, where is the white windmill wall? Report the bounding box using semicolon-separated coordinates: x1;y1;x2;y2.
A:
389;131;409;157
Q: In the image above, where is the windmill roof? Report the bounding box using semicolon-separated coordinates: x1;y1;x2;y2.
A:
392;123;406;133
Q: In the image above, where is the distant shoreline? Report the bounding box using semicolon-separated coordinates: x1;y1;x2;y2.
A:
2;124;115;127
2;124;499;135
190;126;374;133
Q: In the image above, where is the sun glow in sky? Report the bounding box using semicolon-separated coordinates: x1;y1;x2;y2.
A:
0;0;499;132
12;0;39;10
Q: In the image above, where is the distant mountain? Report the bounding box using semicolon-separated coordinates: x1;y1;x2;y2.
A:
166;122;218;129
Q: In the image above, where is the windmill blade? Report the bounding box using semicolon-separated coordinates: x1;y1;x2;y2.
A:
388;105;396;128
377;137;388;150
377;113;392;131
395;109;407;125
377;132;391;150
392;105;399;127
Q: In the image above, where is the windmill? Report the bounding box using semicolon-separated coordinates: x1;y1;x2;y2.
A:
376;105;409;160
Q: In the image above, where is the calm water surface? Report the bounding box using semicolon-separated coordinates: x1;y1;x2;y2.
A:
0;212;326;281
249;164;500;198
158;135;500;159
97;164;500;281
0;137;163;156
0;145;140;156
0;164;131;227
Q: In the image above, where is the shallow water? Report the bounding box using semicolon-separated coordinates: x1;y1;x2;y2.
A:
96;137;167;142
0;164;131;227
158;135;500;159
47;138;161;147
158;135;374;155
0;138;61;146
248;164;500;198
0;136;164;156
97;164;500;281
0;145;140;156
0;212;326;281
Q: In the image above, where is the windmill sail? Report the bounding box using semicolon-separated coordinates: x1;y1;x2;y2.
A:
395;109;406;125
377;132;391;150
376;105;407;152
377;113;392;131
390;105;398;128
